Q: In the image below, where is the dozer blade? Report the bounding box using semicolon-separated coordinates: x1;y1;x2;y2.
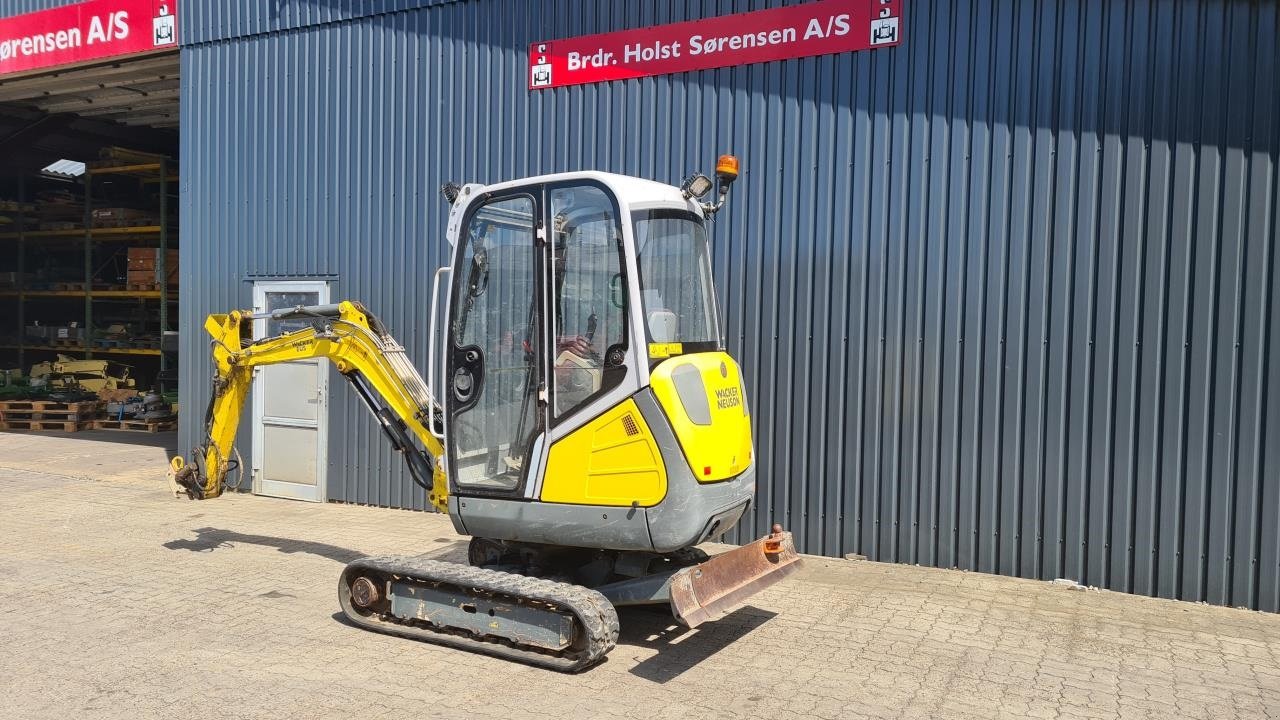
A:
668;528;802;628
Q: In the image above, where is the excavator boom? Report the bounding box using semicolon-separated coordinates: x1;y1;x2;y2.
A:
169;300;448;511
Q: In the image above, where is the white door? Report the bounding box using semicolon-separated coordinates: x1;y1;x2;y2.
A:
252;281;329;502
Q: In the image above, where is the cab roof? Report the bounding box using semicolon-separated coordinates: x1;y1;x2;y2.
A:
472;171;695;212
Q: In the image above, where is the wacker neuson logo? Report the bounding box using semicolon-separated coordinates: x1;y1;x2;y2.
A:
0;0;177;77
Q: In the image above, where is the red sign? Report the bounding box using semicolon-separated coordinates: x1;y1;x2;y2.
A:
529;0;901;90
0;0;177;78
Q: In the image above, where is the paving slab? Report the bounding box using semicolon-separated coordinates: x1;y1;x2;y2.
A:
1;431;1278;719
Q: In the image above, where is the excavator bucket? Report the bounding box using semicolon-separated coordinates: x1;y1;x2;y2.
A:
668;529;802;628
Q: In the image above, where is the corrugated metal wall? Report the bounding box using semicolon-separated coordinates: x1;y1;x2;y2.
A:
169;0;1279;611
179;0;453;44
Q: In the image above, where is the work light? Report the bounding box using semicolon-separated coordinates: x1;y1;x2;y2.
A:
681;174;715;199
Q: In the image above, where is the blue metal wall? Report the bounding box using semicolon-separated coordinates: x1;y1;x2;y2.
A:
63;0;1272;611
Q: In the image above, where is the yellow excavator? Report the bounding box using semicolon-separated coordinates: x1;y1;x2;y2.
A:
168;156;800;671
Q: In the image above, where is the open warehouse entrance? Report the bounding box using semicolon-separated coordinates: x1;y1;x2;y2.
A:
0;3;179;433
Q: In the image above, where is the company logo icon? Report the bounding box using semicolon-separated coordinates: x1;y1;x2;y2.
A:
530;43;552;88
869;17;897;45
153;4;175;46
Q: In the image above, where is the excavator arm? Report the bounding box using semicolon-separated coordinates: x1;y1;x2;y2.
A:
168;300;449;512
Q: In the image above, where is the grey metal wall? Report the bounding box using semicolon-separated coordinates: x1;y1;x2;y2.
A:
172;0;1280;611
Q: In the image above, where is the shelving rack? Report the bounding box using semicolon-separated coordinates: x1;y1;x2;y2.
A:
2;159;176;371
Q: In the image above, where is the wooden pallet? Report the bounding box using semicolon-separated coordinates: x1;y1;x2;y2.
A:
1;410;99;421
0;400;99;413
0;419;90;432
0;400;99;423
91;419;177;433
125;282;177;292
50;282;117;292
93;219;157;229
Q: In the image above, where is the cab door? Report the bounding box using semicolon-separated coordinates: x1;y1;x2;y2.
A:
446;191;546;495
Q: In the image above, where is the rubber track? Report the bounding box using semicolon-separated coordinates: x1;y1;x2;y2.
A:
338;555;619;672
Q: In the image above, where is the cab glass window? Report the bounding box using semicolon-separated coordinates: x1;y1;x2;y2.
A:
633;210;721;348
550;184;628;420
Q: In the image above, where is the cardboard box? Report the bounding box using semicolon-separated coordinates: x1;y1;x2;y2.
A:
127;269;179;286
126;248;179;286
126;248;179;271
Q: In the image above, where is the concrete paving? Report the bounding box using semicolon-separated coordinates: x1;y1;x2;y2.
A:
1;431;1279;719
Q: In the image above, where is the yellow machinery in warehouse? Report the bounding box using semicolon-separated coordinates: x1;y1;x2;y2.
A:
30;354;136;393
169;156;800;671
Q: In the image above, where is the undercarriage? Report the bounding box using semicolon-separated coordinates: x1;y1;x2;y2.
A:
338;529;800;671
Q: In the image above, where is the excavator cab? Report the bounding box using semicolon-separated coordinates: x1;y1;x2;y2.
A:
438;169;759;556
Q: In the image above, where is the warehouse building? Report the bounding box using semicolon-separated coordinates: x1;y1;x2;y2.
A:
0;0;1276;613
0;1;178;423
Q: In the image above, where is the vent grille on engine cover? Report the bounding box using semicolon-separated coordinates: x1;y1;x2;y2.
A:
621;414;640;436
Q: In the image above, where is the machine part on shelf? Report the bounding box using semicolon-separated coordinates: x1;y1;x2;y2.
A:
47;388;98;403
107;400;143;417
29;355;135;393
134;391;176;421
169;157;802;671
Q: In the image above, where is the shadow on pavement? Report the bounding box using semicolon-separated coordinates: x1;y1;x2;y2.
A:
618;605;776;684
413;539;470;563
163;526;363;563
168;530;775;681
326;604;775;681
76;428;180;455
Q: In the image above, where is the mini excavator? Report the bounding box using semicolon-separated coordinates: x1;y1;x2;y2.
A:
169;156;800;671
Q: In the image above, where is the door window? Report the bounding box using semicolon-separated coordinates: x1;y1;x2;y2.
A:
264;291;326;335
549;184;628;420
449;195;540;491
